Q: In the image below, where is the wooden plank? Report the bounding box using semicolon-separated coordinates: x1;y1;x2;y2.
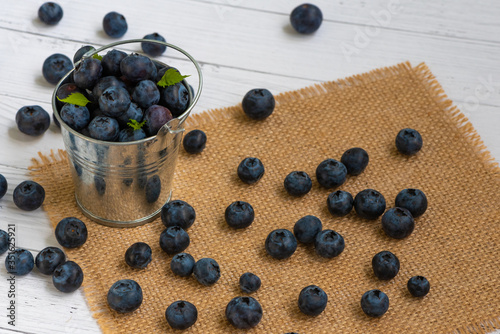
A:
193;0;500;43
0;266;100;333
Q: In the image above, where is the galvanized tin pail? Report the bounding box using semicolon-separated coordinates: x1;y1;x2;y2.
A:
52;39;203;227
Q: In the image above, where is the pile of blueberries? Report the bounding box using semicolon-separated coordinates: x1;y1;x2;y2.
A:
49;48;191;142
1;2;433;332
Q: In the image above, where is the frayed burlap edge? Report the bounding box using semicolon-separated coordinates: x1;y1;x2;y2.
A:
29;62;500;334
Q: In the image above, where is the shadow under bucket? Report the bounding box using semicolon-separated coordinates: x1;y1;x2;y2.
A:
52;39;203;227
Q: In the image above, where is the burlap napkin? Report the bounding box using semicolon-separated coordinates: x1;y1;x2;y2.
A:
30;62;500;333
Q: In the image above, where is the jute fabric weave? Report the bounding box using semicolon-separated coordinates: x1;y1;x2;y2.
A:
30;62;500;333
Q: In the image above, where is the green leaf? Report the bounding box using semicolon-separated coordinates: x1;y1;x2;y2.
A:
92;53;103;61
157;68;190;88
56;93;91;107
127;119;147;131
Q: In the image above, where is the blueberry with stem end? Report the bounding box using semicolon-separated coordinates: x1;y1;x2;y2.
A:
242;88;275;120
107;279;143;313
13;181;45;211
237;157;264;184
52;261;84;293
225;201;254;229
284;171;312;196
36;246;66;275
165;300;198;330
361;289;389;317
16;105;51;136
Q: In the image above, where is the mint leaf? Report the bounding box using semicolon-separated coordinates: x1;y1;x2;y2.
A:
127;119;147;131
56;93;91;107
157;68;190;88
92;53;103;61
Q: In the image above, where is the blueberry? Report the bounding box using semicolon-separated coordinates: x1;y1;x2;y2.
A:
118;128;146;142
372;251;400;280
396;128;423;155
341;147;369;176
314;229;345;258
125;242;152;269
160;82;190;117
381;207;415;239
73;45;95;64
102;12;128;38
107;279;143;313
407;276;430;297
35;246;66;275
284;171;312;196
290;4;323;34
161;200;196;230
5;248;34;275
38;2;63;25
13;180;45;211
16;105;50;136
225;296;262;329
327;190;353;217
56;83;87;110
159;226;190;255
42;53;73;85
73;57;102;90
116;102;143;128
353;189;386;220
293;215;322;244
170;253;195;277
182;129;207;154
265;229;297;260
145;175;161;203
144;105;173;136
132;80;160;109
88;116;120;141
360;289;389;317
142;33;167;57
225;201;254;229
242;88;275;120
395;188;428;218
92;76;128;98
193;258;221;286
98;86;131;118
239;272;261;293
298;285;328;316
120;53;157;83
60;104;90;131
52;261;83;293
316;159;347;189
237;157;264;184
0;229;9;254
55;217;88;248
101;49;127;76
165;300;198;330
0;174;7;200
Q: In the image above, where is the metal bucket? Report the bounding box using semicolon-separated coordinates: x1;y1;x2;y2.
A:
52;39;203;227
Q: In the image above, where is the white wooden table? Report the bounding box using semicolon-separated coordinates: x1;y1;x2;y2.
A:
0;1;499;333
